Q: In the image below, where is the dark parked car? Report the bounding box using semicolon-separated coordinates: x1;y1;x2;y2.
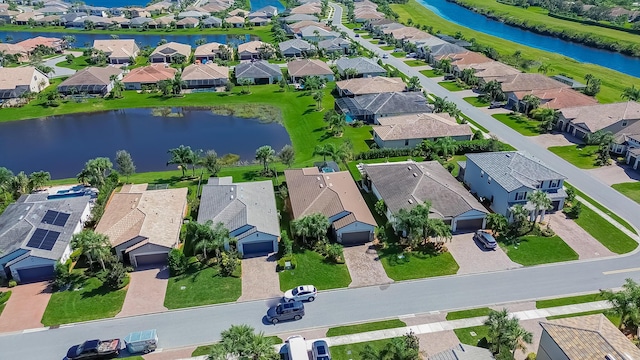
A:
312;340;331;360
474;230;497;250
66;339;120;360
266;301;305;324
489;101;506;109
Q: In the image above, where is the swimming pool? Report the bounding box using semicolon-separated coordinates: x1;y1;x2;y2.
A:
47;192;87;200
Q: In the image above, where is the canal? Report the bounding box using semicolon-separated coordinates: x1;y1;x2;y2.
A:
0;108;290;179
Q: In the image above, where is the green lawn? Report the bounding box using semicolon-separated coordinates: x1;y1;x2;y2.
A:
446;307;492;320
279;249;352;291
392;51;407;58
464;96;489;107
503;235;579;266
390;0;639;103
41;271;127;326
446;155;467;178
362;34;372;39
612;181;640;204
545;310;621;326
192;336;282;356
573;205;638;254
0;291;11;317
404;59;428;67
56;55;92;70
438;81;466;92
380;45;395;50
564;182;636;234
331;338;398;360
536;293;604;309
379;245;460;281
420;69;440;77
454;325;489;348
547;145;599;169
461;114;490;133
491;113;540;136
163;265;241;309
326;319;407;337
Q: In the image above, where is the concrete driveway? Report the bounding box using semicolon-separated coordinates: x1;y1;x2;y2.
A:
545;212;615;259
41;51;81;78
0;282;51;333
117;266;169;318
343;243;393;288
237;254;281;302
587;163;640;186
530;132;583;148
447;233;521;275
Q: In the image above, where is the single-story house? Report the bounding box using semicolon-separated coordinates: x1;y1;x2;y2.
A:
518;87;597;110
197;177;280;257
462;151;567;219
149;42;191;63
181;63;229;88
286;20;328;35
551;74;586;90
285;167;377;245
249;16;269;26
39;5;67;15
177;10;206;19
14;11;44;25
93;39;139;64
287;59;334;82
227;8;248;17
0;43;28;63
127;16;153;28
57;66;122;96
373;112;473;148
176;17;199;28
428;344;494;360
335;91;432;123
422;42;466;64
0;193;91;283
437;51;493;77
498;73;569;109
255;5;277;17
282;13;318;23
234;60;282;84
537;314;640;360
299;25;339;42
278;39;312;58
128;8;151;18
15;36;66;53
201;16;222;28
336;57;386;78
145;1;172;15
237;40;266;60
469;61;521;84
335;76;406;97
194;42;225;62
318;37;351;54
225;15;245;27
95;184;188;268
0;66;49;100
122;64;177;90
36;15;62;26
289;3;321;15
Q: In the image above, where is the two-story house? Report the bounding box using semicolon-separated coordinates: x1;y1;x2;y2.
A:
461;151;567;220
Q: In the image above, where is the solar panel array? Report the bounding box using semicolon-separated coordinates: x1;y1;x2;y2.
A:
41;210;70;227
26;228;61;251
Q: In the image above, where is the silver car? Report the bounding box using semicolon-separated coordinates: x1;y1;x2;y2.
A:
284;285;318;302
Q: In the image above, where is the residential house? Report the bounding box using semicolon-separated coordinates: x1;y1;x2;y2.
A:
15;36;66;54
423;42;466;64
336;57;386;78
462;151;567;219
60;12;87;27
363;160;488;232
93;39;139;64
318;37;351;54
0;193;91;283
282;13;318;23
237;40;266;60
128;8;151;18
255;5;277;17
36;15;62;26
145;1;172;15
122;64;177;90
176;17;199;28
249;16;269;26
194;42;225;62
287;59;334;82
39;5;67;15
177;10;206;19
197;178;280;257
0;66;49;100
181;63;229;88
388;27;432;44
551;75;586;90
439;51;493;77
278;39;312;58
299;26;339;42
498;73;569;109
285;168;377;245
95;184;188;268
437;34;472;47
335;76;406;97
335;91;432;123
149;41;191;63
290;3;321;15
428;344;494;360
248;11;268;19
201;16;222;28
57;66;122;96
0;9;19;23
152;15;174;28
225;15;245;27
14;11;43;25
522;87;597;110
109;8;124;17
234;60;282;84
227;8;248;17
0;43;28;63
469;61;521;84
537;314;640;360
127;16;153;28
373;112;473;149
286;20;328;35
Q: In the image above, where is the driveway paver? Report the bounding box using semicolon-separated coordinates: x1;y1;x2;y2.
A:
143;346;195;360
587;163;640;186
447;233;521;275
0;282;51;333
237;254;281;302
420;330;462;357
530;133;582;148
514;318;544;360
545;212;615;259
343;243;393;288
117;266;169;318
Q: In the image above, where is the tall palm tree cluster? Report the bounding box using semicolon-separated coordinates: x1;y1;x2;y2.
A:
393;203;452;249
323;110;347;137
360;333;420;360
0;167;51;211
313;142;353;165
208;324;278;360
484;309;533;360
166;145;221;178
601;278;640;333
185;220;235;262
158;72;186;97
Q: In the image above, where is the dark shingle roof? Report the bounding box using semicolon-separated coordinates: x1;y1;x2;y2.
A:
336;57;386;75
235;60;282;79
337;91;431;117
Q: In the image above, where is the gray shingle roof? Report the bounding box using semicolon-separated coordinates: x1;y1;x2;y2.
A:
337;91;431;117
318;37;350;51
336;57;385;75
428;344;494;360
235;60;282;79
466;151;566;192
429;43;467;57
278;39;312;53
197;177;280;239
364;161;487;218
283;13;318;22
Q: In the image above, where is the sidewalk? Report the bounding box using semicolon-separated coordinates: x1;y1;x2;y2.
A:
168;300;612;360
575;195;639;241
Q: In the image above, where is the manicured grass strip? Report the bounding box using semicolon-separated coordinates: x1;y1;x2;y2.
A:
405;59;427;67
464;96;489;107
164;266;241;309
454;325;489;348
379;246;459;281
192;337;282;356
420;69;440;77
446;307;492;320
503;235;578;266
545;310;621;326
331;338;398;360
612;181;640;205
0;291;11;317
492;113;540;136
460;114;489;133
279;249;351;292
392;52;407;58
565;182;636;234
573;205;638;254
536;293;604;309
380;45;395;50
438;81;466;92
326;319;407;337
41;273;127;326
547;145;598;169
362;34;372;39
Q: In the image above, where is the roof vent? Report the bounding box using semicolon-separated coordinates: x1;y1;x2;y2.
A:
230;195;234;199
407;166;411;170
319;184;324;188
408;199;414;204
605;355;617;360
316;176;321;181
329;183;333;187
413;173;418;177
506;154;511;157
230;187;234;192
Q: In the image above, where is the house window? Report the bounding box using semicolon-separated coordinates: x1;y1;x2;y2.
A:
550;179;559;188
480;170;484;178
488;177;491;184
536;181;543;189
623;120;628;127
405;139;409;146
515;192;526;201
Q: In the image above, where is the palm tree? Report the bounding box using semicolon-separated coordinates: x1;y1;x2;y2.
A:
167;145;195;177
527;190;552;222
209;324;278;360
255;145;276;173
460;68;478;86
537;63;550;75
28;171;50;192
506;320;534;358
434;137;458;159
314;143;337;162
9;171;29;198
200;150;221;177
158;80;172;96
292;213;330;245
110;75;124;99
171;72;185;96
481;80;505;102
325;111;346;136
521;94;541;114
313;90;324;111
531;107;557;133
344;67;358;79
439;58;453;74
601;278;640;331
621;85;640;101
190;221;219;260
486;213;508;237
584;73;595;86
406;76;421;91
70;230;111;270
432;96;448;113
484;309;512;355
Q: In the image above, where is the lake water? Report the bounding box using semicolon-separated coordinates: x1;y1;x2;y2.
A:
250;0;285;11
418;0;640;78
0;108;290;179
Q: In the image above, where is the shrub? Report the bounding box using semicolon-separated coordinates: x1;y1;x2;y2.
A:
276;254;297;271
280;231;293;256
8;280;17;288
444;162;455;173
355;147;414;160
53;261;71;290
105;262;129;290
540;226;555;237
565;186;576;203
324;243;344;264
69;248;83;262
220;251;240;277
0;291;10;305
168;248;188;276
527;353;537;360
564;202;583;219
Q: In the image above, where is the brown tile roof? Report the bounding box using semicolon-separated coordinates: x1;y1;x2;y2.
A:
288;20;329;33
540;314;640;360
389;27;432;41
93;39;139;59
0;66;45;90
500;73;568;93
151;41;191;59
470;61;521;82
95;184;188;249
225;15;245;24
287;59;333;77
237;40;265;54
58;66;122;87
284;168;376;229
560;101;640;133
181;63;229;80
441;51;492;67
0;43;28;58
227;8;247;17
516;88;598;110
123;64;176;84
336;77;406;96
15;36;64;52
176;17;199;25
374;112;473;141
194;42;224;57
290;3;321;14
15;12;42;21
